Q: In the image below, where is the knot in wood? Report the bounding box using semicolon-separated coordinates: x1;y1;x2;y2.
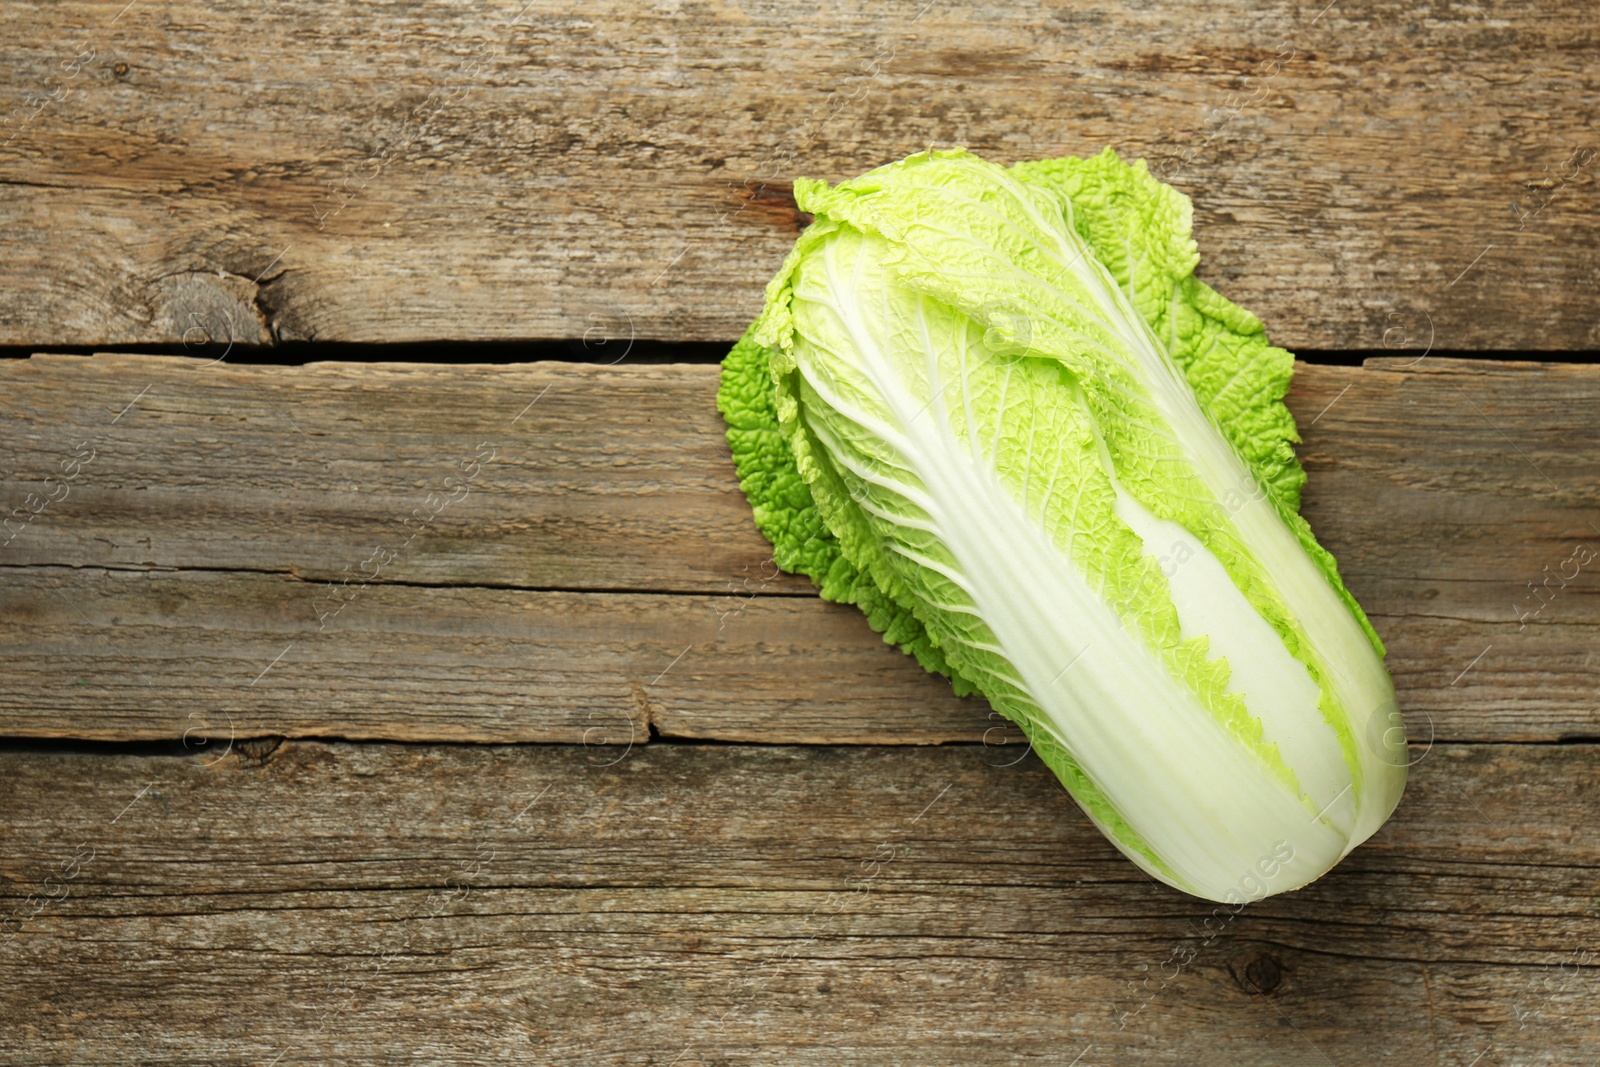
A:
1242;953;1284;996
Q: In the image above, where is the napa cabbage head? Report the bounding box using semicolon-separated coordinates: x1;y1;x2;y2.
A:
717;147;1407;903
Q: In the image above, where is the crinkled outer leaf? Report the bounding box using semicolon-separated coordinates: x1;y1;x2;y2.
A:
718;147;1406;902
1013;150;1305;512
718;325;979;696
1013;149;1384;658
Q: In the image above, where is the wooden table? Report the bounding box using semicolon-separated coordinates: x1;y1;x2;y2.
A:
3;3;1597;1064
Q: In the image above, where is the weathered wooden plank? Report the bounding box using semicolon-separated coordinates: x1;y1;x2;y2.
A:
1;741;1596;1064
0;355;791;595
0;568;989;745
1;354;1596;744
1;1;1595;349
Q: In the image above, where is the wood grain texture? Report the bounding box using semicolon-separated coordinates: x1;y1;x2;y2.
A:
0;355;784;594
1;353;1596;744
0;569;990;745
2;740;1597;1065
1;1;1596;349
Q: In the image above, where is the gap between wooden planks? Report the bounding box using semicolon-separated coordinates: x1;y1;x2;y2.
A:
0;740;1596;1064
0;352;1596;745
0;1;1595;349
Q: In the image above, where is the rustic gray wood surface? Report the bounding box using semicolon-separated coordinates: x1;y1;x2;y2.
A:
1;354;1594;745
2;740;1597;1065
4;0;1599;1062
0;1;1595;349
